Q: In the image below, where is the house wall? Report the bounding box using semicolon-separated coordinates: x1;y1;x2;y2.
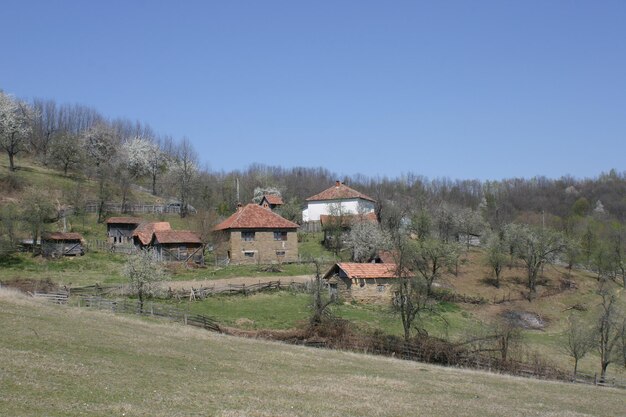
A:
302;199;375;222
330;275;396;304
227;229;298;264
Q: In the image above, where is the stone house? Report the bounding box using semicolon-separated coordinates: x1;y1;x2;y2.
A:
41;232;85;257
106;217;143;244
323;262;400;304
213;203;299;264
302;181;376;222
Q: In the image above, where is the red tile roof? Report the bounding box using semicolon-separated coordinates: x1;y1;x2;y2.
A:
261;194;284;205
325;263;399;279
132;222;171;245
213;203;299;231
306;182;375;203
153;230;202;244
42;232;84;241
106;217;143;224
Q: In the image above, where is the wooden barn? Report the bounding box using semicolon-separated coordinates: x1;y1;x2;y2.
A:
151;230;204;264
132;222;172;248
323;262;399;304
41;232;85;257
106;217;143;244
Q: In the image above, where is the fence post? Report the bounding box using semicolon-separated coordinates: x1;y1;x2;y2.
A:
184;313;188;325
594;373;597;385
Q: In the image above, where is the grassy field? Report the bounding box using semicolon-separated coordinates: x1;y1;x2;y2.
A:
1;289;624;417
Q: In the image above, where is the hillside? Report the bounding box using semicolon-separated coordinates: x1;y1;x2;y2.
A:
1;289;624;417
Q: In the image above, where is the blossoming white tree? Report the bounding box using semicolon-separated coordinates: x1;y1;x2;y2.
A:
0;92;35;172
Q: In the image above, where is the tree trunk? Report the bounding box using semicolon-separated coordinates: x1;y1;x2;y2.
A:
600;361;609;383
8;152;15;171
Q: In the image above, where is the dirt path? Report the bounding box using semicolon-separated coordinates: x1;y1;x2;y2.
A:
163;275;313;291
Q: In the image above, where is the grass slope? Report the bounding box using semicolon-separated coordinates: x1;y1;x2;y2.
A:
1;290;623;417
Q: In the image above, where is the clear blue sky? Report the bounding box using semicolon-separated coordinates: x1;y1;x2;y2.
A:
1;1;625;181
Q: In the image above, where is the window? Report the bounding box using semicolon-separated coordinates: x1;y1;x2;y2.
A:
244;251;255;258
276;250;286;257
241;231;255;241
273;231;288;241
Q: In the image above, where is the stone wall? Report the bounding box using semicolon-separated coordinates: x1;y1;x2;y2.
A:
332;276;397;305
228;229;298;264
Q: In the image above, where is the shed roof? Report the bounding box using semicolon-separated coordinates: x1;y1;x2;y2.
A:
324;263;399;280
213;204;299;231
306;182;375;203
106;217;143;225
153;230;202;244
132;222;172;245
260;194;284;205
42;232;84;241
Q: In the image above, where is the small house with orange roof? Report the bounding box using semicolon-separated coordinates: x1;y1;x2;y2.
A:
323;262;401;303
213;203;299;264
302;181;376;222
259;194;284;210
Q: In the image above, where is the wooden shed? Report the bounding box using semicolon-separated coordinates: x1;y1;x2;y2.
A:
151;230;204;264
106;217;143;244
41;232;85;257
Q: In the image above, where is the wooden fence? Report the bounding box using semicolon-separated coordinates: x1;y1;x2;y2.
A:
32;291;69;304
77;296;221;332
86;240;136;254
170;280;311;300
84;202;196;215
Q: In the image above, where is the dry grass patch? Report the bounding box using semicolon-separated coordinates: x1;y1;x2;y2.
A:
0;290;624;417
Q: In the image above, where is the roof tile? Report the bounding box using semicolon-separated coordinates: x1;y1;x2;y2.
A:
213;204;299;231
306;182;375;202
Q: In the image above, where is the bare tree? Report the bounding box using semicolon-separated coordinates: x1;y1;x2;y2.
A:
172;137;198;218
49;132;84;175
504;224;565;299
484;232;508;288
83;123;118;222
562;315;595;379
410;238;459;296
0;92;35;171
309;259;335;326
123;249;168;313
21;187;56;251
596;286;623;382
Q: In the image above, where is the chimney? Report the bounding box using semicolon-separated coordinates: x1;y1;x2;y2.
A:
335;180;341;187
236;202;243;212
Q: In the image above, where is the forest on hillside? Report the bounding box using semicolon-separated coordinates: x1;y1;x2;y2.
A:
1;91;626;284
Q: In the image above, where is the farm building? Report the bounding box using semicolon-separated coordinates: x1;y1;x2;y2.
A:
258;194;284;210
320;211;378;247
213;203;299;265
106;217;143;244
132;222;172;248
41;232;85;257
150;230;204;264
323;262;400;304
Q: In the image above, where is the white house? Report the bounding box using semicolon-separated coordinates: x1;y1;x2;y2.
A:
302;181;376;222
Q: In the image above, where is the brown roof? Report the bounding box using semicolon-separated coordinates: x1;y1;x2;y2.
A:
106;217;143;224
132;222;171;245
261;194;284;205
153;230;202;244
319;212;378;228
306;182;375;202
42;232;84;241
325;263;399;280
213;203;299;231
